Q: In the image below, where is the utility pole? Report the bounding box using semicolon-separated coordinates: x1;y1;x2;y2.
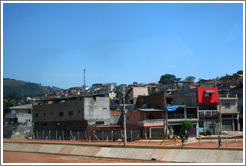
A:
164;92;168;137
83;69;86;91
219;92;222;135
122;85;127;146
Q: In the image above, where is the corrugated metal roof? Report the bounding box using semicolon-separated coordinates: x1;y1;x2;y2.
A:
9;104;32;110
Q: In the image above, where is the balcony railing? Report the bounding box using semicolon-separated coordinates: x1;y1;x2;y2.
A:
168;114;197;119
168;114;184;119
220;94;237;98
187;114;197;119
138;119;165;126
199;110;218;116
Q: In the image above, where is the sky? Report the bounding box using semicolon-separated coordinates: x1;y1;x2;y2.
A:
3;2;244;89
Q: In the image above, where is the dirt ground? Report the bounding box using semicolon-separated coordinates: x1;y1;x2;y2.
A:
3;151;167;163
3;138;243;149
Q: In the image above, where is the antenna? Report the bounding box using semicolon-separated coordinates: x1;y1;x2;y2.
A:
83;69;86;90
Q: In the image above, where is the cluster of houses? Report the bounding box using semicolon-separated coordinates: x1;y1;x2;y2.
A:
3;77;243;139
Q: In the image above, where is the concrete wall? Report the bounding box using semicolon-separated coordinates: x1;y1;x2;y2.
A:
130;87;149;99
33;97;85;122
203;119;220;134
33;96;111;132
220;97;238;114
84;97;111;126
33;96;111;126
3;142;243;163
135;92;164;109
16;113;32;126
172;93;198;107
110;114;122;125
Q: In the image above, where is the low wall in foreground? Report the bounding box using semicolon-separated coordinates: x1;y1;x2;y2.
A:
3;142;243;163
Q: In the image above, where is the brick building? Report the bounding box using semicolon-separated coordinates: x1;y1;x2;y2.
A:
32;95;110;138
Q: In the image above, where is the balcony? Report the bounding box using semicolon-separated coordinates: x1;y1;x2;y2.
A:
220;94;237;99
199;110;218;116
168;114;184;119
138;119;165;127
168;114;197;119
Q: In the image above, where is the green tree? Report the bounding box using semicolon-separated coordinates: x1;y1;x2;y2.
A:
159;74;176;84
182;121;193;132
184;76;196;82
237;70;243;75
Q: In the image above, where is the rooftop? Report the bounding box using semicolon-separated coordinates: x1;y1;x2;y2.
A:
9;104;32;110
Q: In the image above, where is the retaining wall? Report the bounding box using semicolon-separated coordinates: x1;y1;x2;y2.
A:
3;142;243;163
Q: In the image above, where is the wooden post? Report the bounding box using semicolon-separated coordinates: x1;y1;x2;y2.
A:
93;130;100;141
36;130;38;140
107;136;108;143
89;136;91;142
70;130;73;140
102;132;104;141
42;130;44;139
145;128;147;139
77;132;79;141
166;137;168;145
48;130;50;140
130;130;133;142
56;130;57;140
111;130;113;142
93;130;95;141
226;135;228;147
62;130;64;140
85;130;88;141
149;128;151;142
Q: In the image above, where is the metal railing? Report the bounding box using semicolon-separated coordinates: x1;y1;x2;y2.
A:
138;119;165;125
168;114;185;119
199;110;218;116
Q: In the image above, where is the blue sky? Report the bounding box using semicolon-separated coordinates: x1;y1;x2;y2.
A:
3;3;244;89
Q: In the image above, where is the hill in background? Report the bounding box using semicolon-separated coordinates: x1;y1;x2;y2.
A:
3;78;61;99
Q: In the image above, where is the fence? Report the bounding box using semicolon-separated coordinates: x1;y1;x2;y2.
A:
195;135;243;147
32;129;142;142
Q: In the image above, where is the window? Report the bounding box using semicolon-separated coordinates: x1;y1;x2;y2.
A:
35;113;38;118
148;115;154;119
225;103;231;108
68;111;73;116
96;121;104;125
41;123;47;126
204;93;213;97
59;112;63;117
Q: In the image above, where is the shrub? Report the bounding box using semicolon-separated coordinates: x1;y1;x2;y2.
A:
206;130;212;136
182;121;193;131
